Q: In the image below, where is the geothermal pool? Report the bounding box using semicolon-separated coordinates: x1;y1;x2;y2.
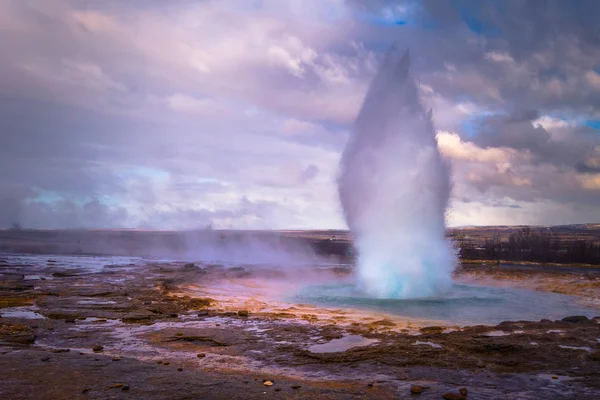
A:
290;282;597;325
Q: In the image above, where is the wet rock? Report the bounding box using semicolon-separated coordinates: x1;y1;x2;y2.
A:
370;319;395;327
184;263;196;268
442;392;466;400
178;367;183;371
186;298;213;309
52;271;78;277
114;383;124;388
410;384;423;394
41;356;50;361
122;385;130;391
367;382;374;387
263;381;273;386
459;387;468;396
275;388;281;392
92;345;103;352
419;326;443;334
45;312;79;321
121;313;153;324
170;313;178;318
291;385;301;389
197;353;206;358
561;315;589;323
481;342;523;353
238;310;249;317
0;323;35;345
552;375;559;379
82;388;91;394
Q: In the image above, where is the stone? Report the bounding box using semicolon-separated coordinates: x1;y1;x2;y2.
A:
41;356;50;361
178;367;183;371
442;392;466;400
238;310;249;317
121;314;153;323
410;385;423;394
459;387;468;396
263;381;273;386
82;388;91;393
275;388;281;392
552;375;559;379
367;382;374;387
561;315;589;323
291;385;301;389
419;326;444;334
52;271;77;277
114;384;123;388
184;263;196;268
197;353;206;358
163;361;170;365
122;385;130;391
170;313;178;318
92;345;103;352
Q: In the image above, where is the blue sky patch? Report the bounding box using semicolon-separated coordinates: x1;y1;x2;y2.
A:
584;120;600;130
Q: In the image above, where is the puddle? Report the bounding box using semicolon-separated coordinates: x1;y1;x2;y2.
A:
77;300;117;305
413;340;443;348
308;335;378;353
547;330;564;334
484;331;509;337
559;345;592;352
24;275;45;280
1;307;46;319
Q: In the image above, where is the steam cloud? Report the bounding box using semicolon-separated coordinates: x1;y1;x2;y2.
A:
338;48;455;298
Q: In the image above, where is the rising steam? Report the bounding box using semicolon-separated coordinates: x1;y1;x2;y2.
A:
338;48;455;298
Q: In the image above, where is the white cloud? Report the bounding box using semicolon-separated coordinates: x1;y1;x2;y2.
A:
436;131;515;163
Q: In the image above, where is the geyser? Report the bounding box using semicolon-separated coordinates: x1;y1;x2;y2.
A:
338;48;455;298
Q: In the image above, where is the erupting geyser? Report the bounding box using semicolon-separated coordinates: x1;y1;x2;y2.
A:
338;48;455;298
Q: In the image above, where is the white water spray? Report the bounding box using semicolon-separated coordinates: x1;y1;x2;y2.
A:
338;48;455;299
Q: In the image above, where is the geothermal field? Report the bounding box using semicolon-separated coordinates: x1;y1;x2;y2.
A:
0;230;599;400
1;49;600;400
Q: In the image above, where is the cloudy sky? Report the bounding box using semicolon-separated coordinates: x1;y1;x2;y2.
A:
1;0;599;230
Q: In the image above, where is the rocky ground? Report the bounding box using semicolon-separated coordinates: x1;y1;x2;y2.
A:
1;254;600;399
